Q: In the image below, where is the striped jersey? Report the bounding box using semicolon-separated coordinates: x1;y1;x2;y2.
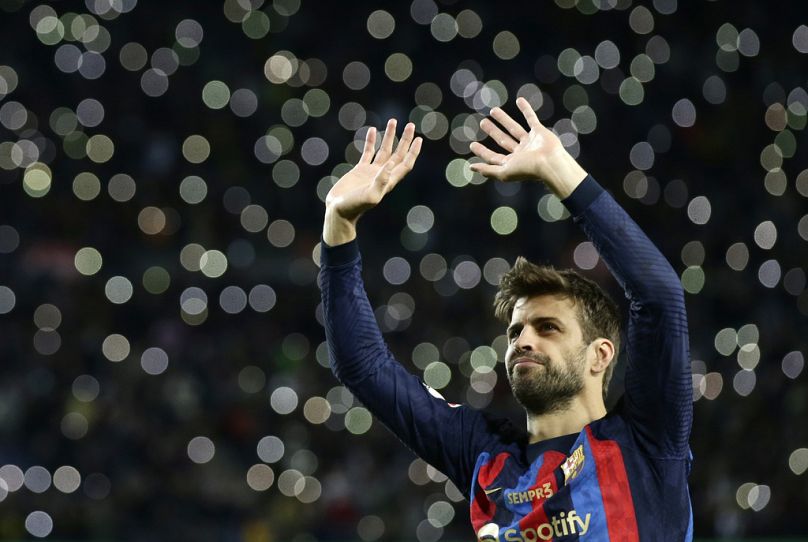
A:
319;176;694;541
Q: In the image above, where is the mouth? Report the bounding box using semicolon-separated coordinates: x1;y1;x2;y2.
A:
510;356;544;371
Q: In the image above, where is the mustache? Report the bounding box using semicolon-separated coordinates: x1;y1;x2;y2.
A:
507;350;551;370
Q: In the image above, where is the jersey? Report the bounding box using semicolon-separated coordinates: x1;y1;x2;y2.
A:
319;175;694;541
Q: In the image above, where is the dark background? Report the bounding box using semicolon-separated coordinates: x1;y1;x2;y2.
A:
0;0;806;540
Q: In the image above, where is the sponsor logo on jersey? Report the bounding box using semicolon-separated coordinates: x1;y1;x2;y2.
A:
506;482;553;504
561;444;585;485
502;510;591;541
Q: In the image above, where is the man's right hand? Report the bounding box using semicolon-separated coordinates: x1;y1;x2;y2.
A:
323;119;422;246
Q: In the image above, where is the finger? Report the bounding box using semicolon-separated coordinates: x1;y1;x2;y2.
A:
490;107;528;141
469;161;505;180
398;136;422;174
391;122;415;162
372;118;398;164
516;97;543;131
469;141;507;165
480;118;518;153
386;136;423;193
359;127;377;163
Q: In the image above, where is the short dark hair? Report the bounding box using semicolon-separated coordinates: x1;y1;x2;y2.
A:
493;257;621;400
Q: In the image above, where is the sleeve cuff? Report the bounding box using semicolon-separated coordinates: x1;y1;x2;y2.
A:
320;238;361;267
561;174;604;216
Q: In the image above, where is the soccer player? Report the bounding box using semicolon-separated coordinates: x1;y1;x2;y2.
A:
319;97;693;541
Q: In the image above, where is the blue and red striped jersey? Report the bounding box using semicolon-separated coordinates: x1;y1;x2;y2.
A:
319;176;694;541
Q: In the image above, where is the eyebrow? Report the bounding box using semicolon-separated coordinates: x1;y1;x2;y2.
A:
506;316;565;335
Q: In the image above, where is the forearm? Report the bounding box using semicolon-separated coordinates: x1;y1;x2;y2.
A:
319;241;387;385
564;176;683;305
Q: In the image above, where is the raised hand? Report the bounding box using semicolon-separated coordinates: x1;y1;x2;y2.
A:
323;120;422;245
469;97;586;198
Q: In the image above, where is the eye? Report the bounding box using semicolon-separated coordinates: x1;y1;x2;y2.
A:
508;328;520;340
539;322;558;332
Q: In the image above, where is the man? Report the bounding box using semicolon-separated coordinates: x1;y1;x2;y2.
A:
319;97;693;541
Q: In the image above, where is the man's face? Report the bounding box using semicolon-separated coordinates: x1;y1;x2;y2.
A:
504;294;589;415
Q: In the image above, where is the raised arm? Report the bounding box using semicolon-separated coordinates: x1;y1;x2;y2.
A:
320;121;490;495
471;98;692;457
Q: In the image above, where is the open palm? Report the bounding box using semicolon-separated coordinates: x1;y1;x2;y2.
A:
326;120;422;223
469;97;564;182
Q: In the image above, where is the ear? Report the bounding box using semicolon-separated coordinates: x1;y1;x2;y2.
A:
589;338;615;375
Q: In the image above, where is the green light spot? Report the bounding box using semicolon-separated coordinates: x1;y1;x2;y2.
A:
345;407;373;435
681;266;705;294
142;266;170;294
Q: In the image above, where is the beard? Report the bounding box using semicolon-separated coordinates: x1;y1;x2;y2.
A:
507;345;587;416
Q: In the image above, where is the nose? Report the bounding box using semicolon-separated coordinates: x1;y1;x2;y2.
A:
513;326;538;352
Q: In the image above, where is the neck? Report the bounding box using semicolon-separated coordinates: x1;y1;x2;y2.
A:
525;394;607;443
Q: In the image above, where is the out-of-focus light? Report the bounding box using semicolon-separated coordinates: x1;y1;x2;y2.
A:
182;134;210;163
72;374;100;402
108;173;136;202
492;31;519;60
453;260;481;289
733;369;756;396
794;25;808;53
595;40;620;69
270;386;298;415
345;406;372;434
367;10;395;39
73;171;101;201
782;351;805;379
427;500;455;528
25;511;53;539
789;448;808;475
672;98;696;127
256;436;284;463
303;396;331;424
357;515;386;542
246;464;274;491
687;195;711;224
105;276;133;304
754;221;777;249
187;436;215;464
342;61;370;90
202;80;230;109
102;333;130;362
629;5;654;34
490;206;517;235
74;247;103;275
758;259;781;288
456;9;482;38
53;466;81;493
537;193;570;222
141;347;169;375
424;361;451;389
619;77;644;106
702;372;722;400
301;136;329;166
24;466;51;493
737;28;760;57
430;13;457;42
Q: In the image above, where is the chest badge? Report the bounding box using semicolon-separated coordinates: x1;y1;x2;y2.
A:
561;444;585;485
